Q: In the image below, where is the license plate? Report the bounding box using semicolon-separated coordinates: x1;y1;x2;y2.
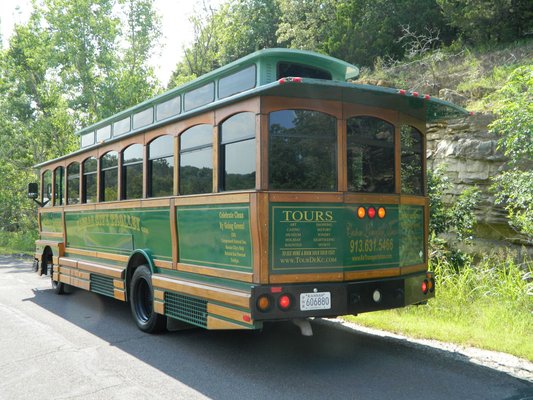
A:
300;292;331;311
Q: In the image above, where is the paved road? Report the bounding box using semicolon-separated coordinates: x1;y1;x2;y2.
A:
0;255;532;400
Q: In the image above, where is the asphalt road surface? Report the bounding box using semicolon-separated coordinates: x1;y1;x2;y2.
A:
0;255;532;400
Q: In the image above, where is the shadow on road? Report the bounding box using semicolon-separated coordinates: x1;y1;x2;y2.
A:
10;256;533;400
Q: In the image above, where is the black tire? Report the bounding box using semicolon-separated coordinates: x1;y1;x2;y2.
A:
50;263;65;295
129;265;166;333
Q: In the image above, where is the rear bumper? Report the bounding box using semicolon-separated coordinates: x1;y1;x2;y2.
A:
251;271;434;321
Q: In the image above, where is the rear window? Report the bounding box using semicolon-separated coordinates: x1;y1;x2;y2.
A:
277;62;331;80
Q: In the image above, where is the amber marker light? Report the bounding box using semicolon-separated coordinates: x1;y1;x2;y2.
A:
257;295;271;312
378;207;386;219
357;207;366;219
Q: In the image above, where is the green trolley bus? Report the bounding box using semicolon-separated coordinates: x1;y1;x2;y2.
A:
30;49;467;335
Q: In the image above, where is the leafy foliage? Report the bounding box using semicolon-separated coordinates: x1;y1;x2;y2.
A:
0;0;160;236
489;66;533;243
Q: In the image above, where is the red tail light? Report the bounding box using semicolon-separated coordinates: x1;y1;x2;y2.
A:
279;294;291;310
421;279;429;294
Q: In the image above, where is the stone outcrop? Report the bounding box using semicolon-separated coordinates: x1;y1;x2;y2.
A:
426;112;529;253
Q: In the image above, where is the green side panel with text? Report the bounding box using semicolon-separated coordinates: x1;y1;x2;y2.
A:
176;204;252;271
270;203;424;274
65;208;172;260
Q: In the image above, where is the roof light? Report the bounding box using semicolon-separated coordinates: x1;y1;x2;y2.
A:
412;91;419;97
399;89;407;95
357;207;366;219
278;78;286;84
378;207;386;219
292;77;303;83
368;207;376;219
424;94;430;100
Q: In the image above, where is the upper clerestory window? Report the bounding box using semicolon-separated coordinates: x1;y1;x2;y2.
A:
218;65;256;99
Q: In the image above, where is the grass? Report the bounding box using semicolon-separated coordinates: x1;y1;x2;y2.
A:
345;250;533;361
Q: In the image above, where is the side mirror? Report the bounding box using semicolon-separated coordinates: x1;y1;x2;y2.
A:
28;182;48;207
27;183;39;199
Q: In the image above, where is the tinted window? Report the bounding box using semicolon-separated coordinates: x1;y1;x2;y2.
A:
123;144;143;199
81;131;95;147
156;96;181;121
218;65;256;99
180;125;213;195
269;110;337;191
82;157;97;203
100;151;118;202
184;82;214;111
96;125;111;142
220;113;255;191
54;167;64;206
42;170;52;207
149;135;174;197
113;117;130;136
347;116;395;193
277;62;332;80
401;126;424;195
133;108;153;130
67;162;80;205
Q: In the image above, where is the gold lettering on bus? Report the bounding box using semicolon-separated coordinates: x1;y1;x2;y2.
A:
77;213;142;232
281;210;334;222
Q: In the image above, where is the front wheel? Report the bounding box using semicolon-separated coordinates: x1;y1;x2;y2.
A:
129;265;166;333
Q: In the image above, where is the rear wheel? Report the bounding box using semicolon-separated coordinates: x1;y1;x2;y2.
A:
44;252;64;294
130;265;166;333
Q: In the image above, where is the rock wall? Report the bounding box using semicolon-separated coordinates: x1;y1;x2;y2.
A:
426;113;529;254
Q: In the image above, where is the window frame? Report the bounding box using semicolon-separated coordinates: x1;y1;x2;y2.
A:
100;151;119;202
179;124;214;195
148;135;175;198
121;144;144;200
219;112;257;192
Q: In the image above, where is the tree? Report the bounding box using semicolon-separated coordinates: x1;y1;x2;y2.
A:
103;0;162;111
169;0;281;88
490;66;533;243
437;0;533;45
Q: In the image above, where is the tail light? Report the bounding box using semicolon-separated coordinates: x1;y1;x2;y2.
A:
278;294;292;310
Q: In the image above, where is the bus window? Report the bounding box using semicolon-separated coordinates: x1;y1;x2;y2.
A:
81;131;95;148
184;83;215;112
220;112;256;191
401;126;424;195
347;116;395;193
42;170;52;207
149;135;174;197
218;65;256;99
156;96;181;121
96;125;111;143
122;144;144;200
269;110;337;191
100;151;118;202
277;62;332;80
180;125;213;195
82;157;97;203
67;162;80;205
53;167;64;206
